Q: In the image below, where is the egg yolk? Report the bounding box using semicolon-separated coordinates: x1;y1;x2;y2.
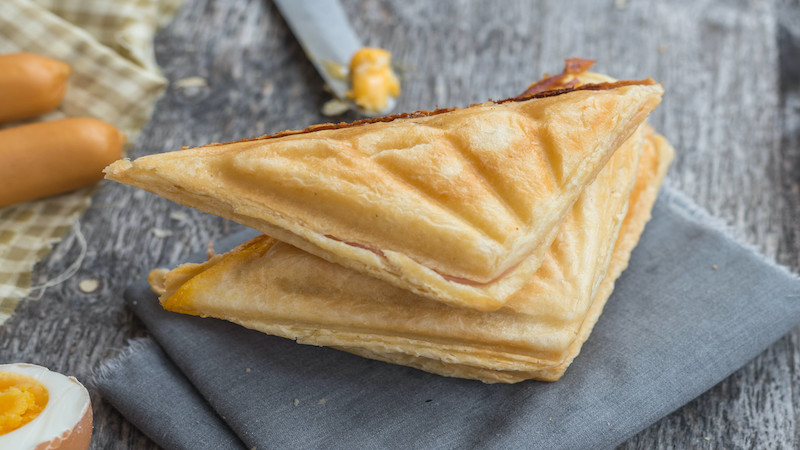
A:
346;47;401;113
0;372;49;434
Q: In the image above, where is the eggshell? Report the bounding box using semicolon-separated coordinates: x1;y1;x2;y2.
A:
0;364;92;450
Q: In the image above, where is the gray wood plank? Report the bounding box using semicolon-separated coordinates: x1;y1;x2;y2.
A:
0;0;797;448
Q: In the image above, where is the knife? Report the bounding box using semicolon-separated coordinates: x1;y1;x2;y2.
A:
273;0;395;116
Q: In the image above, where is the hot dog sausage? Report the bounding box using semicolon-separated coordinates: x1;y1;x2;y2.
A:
0;53;71;123
0;118;124;207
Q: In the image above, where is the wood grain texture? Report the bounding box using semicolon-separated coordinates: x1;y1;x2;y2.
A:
0;0;798;448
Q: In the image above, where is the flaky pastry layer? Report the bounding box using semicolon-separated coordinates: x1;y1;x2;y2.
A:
148;121;672;383
110;81;663;311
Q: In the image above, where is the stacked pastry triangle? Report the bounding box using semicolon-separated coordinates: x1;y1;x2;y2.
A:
106;60;673;383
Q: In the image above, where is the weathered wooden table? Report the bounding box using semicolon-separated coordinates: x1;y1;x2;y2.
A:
2;0;799;447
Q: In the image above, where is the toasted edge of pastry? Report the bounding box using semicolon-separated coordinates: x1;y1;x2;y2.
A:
147;126;671;383
108;79;663;312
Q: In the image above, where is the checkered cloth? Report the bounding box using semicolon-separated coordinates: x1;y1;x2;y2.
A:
0;0;182;325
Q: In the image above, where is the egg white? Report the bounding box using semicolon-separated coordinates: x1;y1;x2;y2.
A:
0;363;91;450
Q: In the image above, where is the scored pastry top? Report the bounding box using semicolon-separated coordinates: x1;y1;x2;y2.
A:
149;123;674;383
106;78;663;311
142;63;675;383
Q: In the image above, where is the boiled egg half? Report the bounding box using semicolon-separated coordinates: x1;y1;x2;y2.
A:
0;363;92;450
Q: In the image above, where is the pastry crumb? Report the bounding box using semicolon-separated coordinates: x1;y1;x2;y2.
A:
152;228;173;238
245;368;251;373
169;211;188;222
322;99;351;116
174;76;208;88
293;398;300;406
712;265;718;270
317;398;326;405
658;44;669;54
78;278;99;293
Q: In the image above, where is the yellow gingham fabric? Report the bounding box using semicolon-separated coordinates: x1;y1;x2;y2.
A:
0;0;181;325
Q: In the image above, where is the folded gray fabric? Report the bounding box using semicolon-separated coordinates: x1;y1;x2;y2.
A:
93;338;245;450
95;187;800;449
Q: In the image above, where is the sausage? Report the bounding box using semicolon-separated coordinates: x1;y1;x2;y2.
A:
0;118;125;207
0;53;71;123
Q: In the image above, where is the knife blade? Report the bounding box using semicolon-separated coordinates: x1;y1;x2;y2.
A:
273;0;361;108
273;0;396;116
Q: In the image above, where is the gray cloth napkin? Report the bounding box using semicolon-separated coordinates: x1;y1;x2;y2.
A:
94;339;244;450
95;187;800;449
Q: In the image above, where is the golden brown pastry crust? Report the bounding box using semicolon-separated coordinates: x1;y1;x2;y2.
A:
143;63;673;383
148;122;672;383
108;81;662;311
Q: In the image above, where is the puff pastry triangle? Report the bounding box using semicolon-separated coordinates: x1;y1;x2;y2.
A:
148;113;673;383
108;80;662;311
